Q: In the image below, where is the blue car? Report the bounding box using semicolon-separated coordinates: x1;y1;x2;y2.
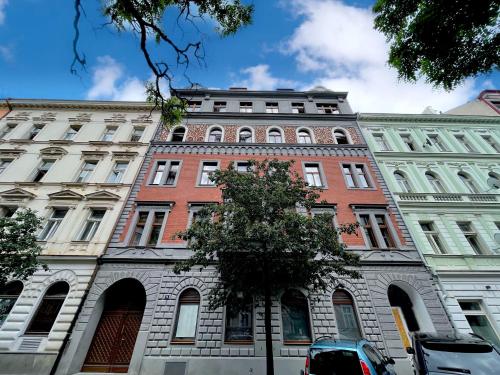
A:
303;337;397;375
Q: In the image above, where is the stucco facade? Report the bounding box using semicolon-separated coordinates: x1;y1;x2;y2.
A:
359;113;500;348
0;101;159;375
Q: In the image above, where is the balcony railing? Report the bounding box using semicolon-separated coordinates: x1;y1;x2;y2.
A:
396;192;498;203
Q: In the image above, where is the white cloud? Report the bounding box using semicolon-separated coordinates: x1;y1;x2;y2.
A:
0;0;8;25
0;45;13;62
280;0;478;113
233;64;298;91
86;56;146;101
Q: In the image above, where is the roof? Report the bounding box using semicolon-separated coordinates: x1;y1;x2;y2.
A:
414;332;488;345
310;338;363;350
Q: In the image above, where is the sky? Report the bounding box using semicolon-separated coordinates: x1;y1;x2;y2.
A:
0;0;498;113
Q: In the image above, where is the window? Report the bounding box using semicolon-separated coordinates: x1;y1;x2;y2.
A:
0;281;23;326
332;290;361;340
333;129;349;144
213;101;227;113
394;171;412;193
32;159;55;182
458;172;479;194
425;172;447;193
225;299;253;342
268;128;283;143
129;208;168;246
38;209;68;241
458;222;487;254
28;124;44;140
148;212;165;246
238;128;252;143
77;209;105;241
420;222;446;254
304;163;324;187
26;282;69;334
400;134;418;151
481;135;500;153
298;129;312;144
363;344;387;375
291;103;305;114
359;215;377;248
427;134;448;152
488;172;500;187
63;125;81;140
316;103;339;114
281;290;311;343
236;161;251;173
101;127;116;142
187;101;202;112
0;123;16;139
173;289;200;343
208;127;223;142
0;159;12;175
459;301;500;347
75;161;97;183
0;206;17;218
150;160;181;186
455;135;477;152
265;102;279;113
239;102;253;113
107;161;129;183
376;214;395;248
342;164;371;188
199;161;218;186
358;212;396;249
170;127;186;142
130;127;144;142
373;134;391;151
131;212;148;246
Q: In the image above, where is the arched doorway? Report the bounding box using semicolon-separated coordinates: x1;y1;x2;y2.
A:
82;279;146;373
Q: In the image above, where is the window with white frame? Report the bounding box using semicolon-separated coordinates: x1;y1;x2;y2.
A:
400;134;418;151
150;160;181;186
239;102;253;113
129;207;168;246
238;128;252;143
333;129;349;144
187;101;202;112
28;124;44;140
173;289;200;343
457;221;487;255
38;209;68;241
213;101;227;113
0;123;16;139
298;129;312;144
75;161;97;183
32;159;55;182
77;209;106;241
291;103;305;113
459;301;500;347
101;127;117;142
106;161;129;183
0;159;12;175
342;164;371;188
63;125;81;140
316;103;339;114
357;210;397;249
267;128;283;143
426;134;448;152
208;127;223;142
425;172;447;193
455;134;477;152
419;221;446;254
170;127;186;142
394;171;412;193
235;161;252;173
372;133;391;151
457;172;479;193
481;135;500;153
265;102;279;113
130;127;144;142
199;161;219;186
303;163;324;187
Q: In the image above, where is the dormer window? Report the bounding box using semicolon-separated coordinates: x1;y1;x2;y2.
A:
187;101;202;112
239;102;253;113
292;103;305;114
265;102;279;113
316;103;339;114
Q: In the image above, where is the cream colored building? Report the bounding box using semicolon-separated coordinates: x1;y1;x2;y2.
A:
0;100;159;375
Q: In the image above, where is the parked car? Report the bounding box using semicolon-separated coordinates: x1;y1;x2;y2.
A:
303;337;397;375
407;332;500;375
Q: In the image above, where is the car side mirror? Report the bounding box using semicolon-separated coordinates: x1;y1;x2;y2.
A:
385;357;395;365
406;347;415;355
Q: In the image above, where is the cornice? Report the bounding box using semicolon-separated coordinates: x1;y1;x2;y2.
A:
373;151;500;161
0;99;156;112
358;113;500;126
183;112;357;122
175;88;349;99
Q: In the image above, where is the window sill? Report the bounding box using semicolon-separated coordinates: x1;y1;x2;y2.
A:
224;340;254;345
71;240;90;244
283;340;312;346
170;339;195;345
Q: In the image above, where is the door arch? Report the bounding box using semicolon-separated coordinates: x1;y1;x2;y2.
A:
82;278;146;373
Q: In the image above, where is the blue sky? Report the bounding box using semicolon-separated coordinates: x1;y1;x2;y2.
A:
0;0;498;113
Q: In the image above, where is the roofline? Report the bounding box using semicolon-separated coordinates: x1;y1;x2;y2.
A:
357;112;500;125
173;88;349;99
0;98;156;111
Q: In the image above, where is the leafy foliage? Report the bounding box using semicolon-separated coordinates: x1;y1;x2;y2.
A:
0;209;46;288
373;0;500;90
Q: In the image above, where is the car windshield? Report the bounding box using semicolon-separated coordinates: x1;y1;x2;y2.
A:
421;341;500;375
310;349;362;375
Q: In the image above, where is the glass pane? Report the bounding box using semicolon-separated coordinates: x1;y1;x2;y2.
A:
282;292;311;341
0;298;17;325
175;304;199;338
27;298;65;333
459;301;481;311
466;315;500;347
225;307;253;341
335;304;361;340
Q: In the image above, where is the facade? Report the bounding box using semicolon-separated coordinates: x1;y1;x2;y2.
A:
0;100;159;375
446;90;500;116
56;88;451;375
358;113;500;348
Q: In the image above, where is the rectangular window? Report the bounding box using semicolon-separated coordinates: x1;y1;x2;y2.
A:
38;209;68;241
342;164;371;188
213;101;227;112
400;134;417;151
0;123;16;139
175;304;199;339
187;101;202;112
358;211;397;249
75;161;97;183
360;215;377;248
63;125;81;140
455;135;477;152
199;162;218;186
148;212;165;246
78;209;105;241
150;160;180;185
291;103;305;114
428;134;448;152
239;102;253;113
265;102;279;113
130;127;144;142
375;214;395;248
32;159;55;182
1;206;17;218
0;159;12;174
419;222;446;254
225;305;253;342
316;103;339;114
458;222;487;254
459;301;500;347
131;211;148;246
236;161;251;173
101;127;116;142
304;163;324;187
373;134;391;151
482;135;500;153
28;124;44;140
106;161;129;183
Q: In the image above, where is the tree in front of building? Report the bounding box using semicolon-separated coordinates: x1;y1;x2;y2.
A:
373;0;499;90
0;209;45;287
175;159;360;375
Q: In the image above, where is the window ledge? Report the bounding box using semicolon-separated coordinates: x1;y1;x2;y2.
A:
283;340;312;346
71;240;90;244
170;339;195;345
224;340;254;345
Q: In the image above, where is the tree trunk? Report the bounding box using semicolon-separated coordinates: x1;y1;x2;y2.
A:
264;265;274;375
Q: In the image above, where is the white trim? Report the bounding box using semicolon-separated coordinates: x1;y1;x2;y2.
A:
168;126;187;142
266;127;284;144
332;127;352;145
237;126;255;143
205;124;225;143
296;127;315;144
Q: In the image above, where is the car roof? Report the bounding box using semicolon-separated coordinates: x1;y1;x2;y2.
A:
310;338;367;350
414;332;489;345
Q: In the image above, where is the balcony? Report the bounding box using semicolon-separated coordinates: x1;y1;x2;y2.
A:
396;192;498;204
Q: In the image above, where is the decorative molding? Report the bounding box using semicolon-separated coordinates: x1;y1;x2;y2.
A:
40;146;68;157
81;150;109;159
68;113;92;123
112;151;139;160
48;190;84;201
0;187;36;200
0;148;26;157
85;190;121;201
359;113;500;125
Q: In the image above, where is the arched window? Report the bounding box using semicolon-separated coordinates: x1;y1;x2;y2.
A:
208;127;223;142
0;281;23;326
281;289;311;343
425;172;446;193
298;129;312;144
394;171;412;193
26;281;69;334
268;128;283;143
333;129;349;144
238;128;252;143
173;288;200;343
332;290;361;339
171;127;186;142
458;172;479;193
